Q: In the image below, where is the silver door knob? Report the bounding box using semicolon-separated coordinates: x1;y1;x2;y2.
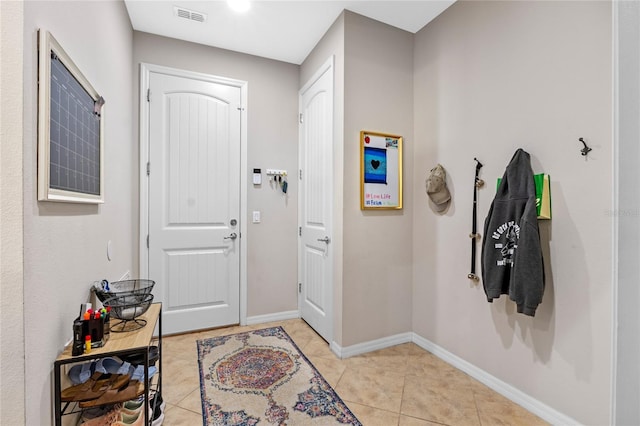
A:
317;236;331;244
224;232;238;240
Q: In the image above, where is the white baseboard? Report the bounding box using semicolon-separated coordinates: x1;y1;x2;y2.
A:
243;316;578;425
331;332;413;359
332;330;578;425
245;310;300;325
411;333;580;426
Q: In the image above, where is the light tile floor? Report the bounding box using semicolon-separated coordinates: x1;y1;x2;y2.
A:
159;319;548;426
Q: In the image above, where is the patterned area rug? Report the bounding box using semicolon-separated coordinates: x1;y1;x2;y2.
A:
197;327;361;425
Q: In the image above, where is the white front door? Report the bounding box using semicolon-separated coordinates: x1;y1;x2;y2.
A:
298;57;334;343
148;70;242;334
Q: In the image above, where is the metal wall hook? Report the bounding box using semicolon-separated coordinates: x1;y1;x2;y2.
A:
474;158;484;187
579;137;592;157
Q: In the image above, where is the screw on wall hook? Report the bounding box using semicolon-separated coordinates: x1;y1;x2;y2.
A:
579;137;592;157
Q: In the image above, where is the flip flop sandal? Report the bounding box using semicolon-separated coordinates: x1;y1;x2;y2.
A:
62;360;132;402
60;371;110;402
79;381;144;408
90;371;131;394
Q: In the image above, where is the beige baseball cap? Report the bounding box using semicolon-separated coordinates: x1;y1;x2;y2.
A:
426;164;451;212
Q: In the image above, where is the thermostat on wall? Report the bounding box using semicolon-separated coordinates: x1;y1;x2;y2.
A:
253;168;262;185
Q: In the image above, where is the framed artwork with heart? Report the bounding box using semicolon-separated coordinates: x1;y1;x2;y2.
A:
360;130;403;210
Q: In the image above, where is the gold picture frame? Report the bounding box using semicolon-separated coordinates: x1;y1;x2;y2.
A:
360;130;403;210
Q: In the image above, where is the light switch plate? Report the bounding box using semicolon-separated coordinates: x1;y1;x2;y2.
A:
252;211;261;223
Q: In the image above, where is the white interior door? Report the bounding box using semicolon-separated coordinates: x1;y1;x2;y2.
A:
148;71;241;335
298;57;334;343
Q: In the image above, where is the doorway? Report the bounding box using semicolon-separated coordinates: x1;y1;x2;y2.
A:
139;64;248;334
298;57;335;343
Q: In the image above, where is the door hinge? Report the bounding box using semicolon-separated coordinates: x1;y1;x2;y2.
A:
298;283;302;293
299;169;302;180
299;113;303;124
147;89;150;102
146;162;150;176
146;234;149;249
299;227;302;236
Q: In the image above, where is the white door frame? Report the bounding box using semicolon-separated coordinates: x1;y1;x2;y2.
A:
138;63;248;326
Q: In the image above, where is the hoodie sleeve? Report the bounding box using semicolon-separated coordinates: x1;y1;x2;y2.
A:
510;208;545;316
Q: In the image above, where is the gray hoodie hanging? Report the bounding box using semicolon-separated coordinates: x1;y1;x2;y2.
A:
481;149;544;316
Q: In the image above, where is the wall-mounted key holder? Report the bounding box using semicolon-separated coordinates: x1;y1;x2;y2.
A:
266;169;288;194
266;169;287;177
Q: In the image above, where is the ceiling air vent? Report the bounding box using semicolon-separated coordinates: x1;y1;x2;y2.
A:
174;6;207;23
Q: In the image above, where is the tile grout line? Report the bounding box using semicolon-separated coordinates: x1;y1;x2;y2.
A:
397;362;406;426
471;382;484;426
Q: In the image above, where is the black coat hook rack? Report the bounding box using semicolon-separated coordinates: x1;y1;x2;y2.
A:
579;138;592;157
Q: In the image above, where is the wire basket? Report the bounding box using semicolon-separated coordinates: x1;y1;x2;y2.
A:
92;279;155;304
103;293;154;332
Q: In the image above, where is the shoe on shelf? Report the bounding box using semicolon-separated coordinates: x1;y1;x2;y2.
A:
101;358;132;375
121;398;144;416
65;358;137;403
79;381;143;409
61;371;111;402
68;357;130;385
152;412;164;426
151;392;165;417
119;346;159;367
68;361;96;385
80;407;152;426
120;390;164;417
79;404;122;423
115;408;154;426
78;404;121;426
129;364;157;383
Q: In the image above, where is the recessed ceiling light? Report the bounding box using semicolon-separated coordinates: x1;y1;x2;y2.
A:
227;0;250;13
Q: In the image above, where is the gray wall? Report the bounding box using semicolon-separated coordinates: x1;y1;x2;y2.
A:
22;1;135;424
301;11;415;348
412;1;612;424
342;11;415;346
0;1;25;425
133;32;300;318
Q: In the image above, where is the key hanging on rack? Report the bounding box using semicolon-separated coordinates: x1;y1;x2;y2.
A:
265;169;288;193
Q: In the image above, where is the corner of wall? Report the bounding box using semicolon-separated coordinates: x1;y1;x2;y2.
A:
0;1;26;424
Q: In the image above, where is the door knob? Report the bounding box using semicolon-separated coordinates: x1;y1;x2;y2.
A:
224;232;238;240
317;236;331;244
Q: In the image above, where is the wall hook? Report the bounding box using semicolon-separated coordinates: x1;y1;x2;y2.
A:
579;137;592;157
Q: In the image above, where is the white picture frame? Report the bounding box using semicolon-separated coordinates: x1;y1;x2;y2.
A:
37;29;104;204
